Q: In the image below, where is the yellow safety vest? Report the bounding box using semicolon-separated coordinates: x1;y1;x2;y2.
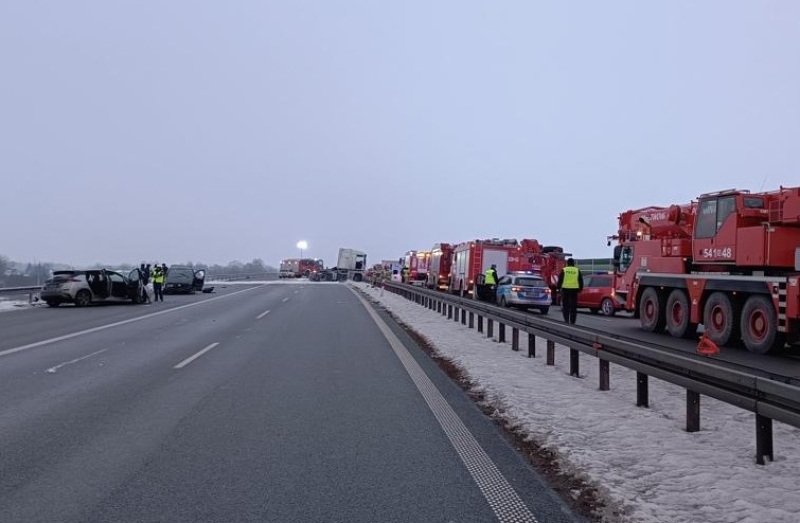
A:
562;266;580;289
152;270;165;284
484;269;496;285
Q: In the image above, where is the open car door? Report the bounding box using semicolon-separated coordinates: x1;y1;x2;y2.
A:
193;269;205;292
95;270;112;298
127;268;145;303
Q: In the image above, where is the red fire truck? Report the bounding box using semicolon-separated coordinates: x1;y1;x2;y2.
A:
402;250;431;286
449;238;567;297
426;243;455;291
297;258;324;278
609;186;800;354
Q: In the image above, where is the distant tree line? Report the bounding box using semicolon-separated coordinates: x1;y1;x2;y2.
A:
0;254;277;288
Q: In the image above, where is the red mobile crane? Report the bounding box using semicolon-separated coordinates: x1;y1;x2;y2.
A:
449;238;567;297
609;187;800;354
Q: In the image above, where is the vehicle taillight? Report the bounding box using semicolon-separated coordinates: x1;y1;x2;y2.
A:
511;286;521;292
545;288;552;294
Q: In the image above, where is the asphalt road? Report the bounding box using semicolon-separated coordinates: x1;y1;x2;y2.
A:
0;282;583;523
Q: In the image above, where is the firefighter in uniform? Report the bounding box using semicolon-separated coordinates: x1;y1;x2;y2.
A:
401;266;410;284
558;258;583;324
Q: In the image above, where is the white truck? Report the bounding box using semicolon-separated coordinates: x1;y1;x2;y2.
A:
335;248;367;282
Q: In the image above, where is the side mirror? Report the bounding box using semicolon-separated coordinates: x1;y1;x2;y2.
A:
612;260;620;268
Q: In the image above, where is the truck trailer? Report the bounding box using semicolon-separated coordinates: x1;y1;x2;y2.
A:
609;186;800;354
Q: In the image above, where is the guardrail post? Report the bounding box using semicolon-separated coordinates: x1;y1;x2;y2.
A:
636;372;649;408
487;319;494;339
468;312;474;329
546;339;555;365
511;328;519;351
528;334;536;358
686;390;700;433
447;304;453;319
454;306;460;323
461;309;466;325
756;414;774;465
569;349;579;377
478;315;484;333
498;323;506;343
599;359;610;391
437;301;442;314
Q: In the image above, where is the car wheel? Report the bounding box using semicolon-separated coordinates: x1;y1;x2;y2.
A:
601;298;616;316
499;296;507;307
74;290;92;307
540;306;549;315
46;300;59;307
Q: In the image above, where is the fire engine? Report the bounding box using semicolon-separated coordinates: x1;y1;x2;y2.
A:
449;238;567;296
426;243;454;290
402;250;431;286
609;186;800;354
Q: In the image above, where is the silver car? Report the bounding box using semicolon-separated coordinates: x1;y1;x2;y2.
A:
40;269;145;307
495;272;552;314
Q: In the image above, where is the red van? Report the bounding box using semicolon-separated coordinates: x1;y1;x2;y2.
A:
577;273;623;316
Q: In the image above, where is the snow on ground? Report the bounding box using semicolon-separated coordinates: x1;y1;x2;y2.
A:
353;282;800;523
0;297;37;311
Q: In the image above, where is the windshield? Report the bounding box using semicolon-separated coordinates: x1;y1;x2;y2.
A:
167;268;195;282
619;246;633;273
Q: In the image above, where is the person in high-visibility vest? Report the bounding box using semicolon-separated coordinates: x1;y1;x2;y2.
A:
557;258;584;324
483;264;498;286
151;264;166;302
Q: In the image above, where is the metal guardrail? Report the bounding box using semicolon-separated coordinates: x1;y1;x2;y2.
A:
380;282;800;465
0;286;41;304
0;286;41;294
206;272;279;282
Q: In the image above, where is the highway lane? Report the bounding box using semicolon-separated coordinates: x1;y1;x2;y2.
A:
0;282;583;523
0;283;265;353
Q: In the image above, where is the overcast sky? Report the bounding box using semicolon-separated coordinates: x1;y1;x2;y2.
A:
2;1;799;268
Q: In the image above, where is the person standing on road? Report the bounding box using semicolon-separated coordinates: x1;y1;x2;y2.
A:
484;264;498;287
151;264;165;302
558;258;583;324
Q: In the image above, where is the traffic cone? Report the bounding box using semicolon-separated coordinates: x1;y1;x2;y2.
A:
696;333;720;356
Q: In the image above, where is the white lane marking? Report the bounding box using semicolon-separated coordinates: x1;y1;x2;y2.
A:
174;342;220;369
45;349;107;374
0;285;264;359
257;309;271;320
353;290;539;523
282;298;289;302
